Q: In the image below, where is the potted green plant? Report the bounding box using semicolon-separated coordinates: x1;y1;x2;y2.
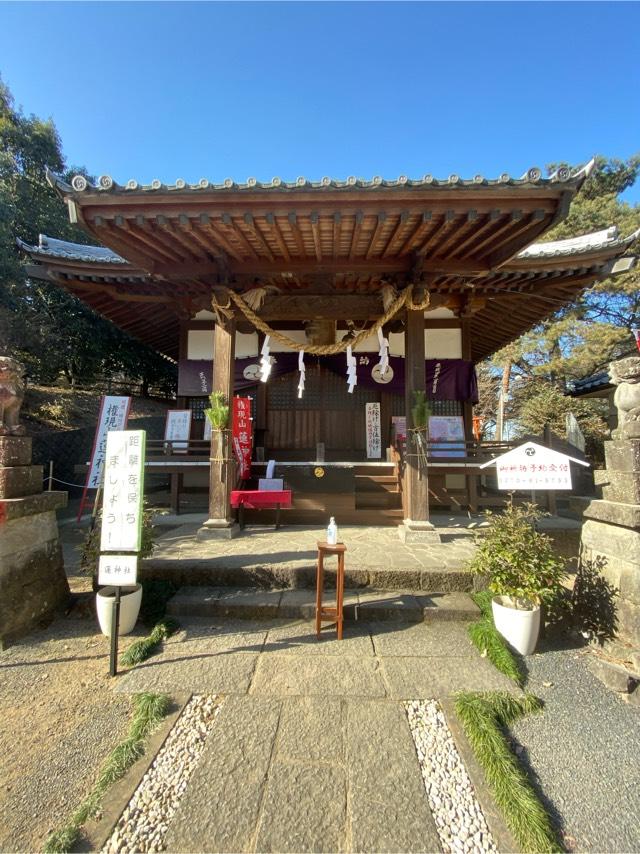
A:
468;499;566;655
80;507;156;637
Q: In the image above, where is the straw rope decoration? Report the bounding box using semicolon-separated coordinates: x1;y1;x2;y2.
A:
212;284;430;356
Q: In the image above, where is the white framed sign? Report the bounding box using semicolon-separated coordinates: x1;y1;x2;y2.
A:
480;441;589;490
365;402;382;458
98;554;138;586
100;430;146;552
164;409;191;452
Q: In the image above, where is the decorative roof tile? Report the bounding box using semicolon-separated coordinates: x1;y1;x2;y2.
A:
45;159;597;196
16;234;127;264
516;226;640;259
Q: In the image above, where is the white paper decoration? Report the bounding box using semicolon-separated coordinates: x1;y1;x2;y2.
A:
377;327;390;379
260;335;272;383
297;350;306;398
346;345;357;394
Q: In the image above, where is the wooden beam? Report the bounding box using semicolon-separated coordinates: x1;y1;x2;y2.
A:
198;214;244;262
485;210;547;267
382;211;410;258
414;210;456;255
349;210;365;257
365;212;387;260
243;213;275;261
220;214;259;260
286;212;306;257
265;213;291;261
310;211;322;261
398;211;432;256
332;212;342;260
405;307;430;522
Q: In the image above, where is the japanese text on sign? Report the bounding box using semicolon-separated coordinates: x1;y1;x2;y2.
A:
366;403;382;459
232;397;253;479
100;430;146;552
164;409;191;452
87;397;131;489
98;555;138;586
479;441;589;491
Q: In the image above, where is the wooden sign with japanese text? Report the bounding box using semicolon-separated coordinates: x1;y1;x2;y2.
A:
479;441;589;490
232;397;253;479
366;403;382;459
87;397;131;489
100;430;146;552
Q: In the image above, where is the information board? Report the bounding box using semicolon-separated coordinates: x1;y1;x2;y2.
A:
366;403;382;458
428;415;466;458
100;430;146;552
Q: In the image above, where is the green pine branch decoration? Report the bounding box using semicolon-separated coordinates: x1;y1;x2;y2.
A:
411;390;431;430
204;391;229;430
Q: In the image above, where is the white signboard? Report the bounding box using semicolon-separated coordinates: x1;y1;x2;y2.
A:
100;430;146;552
87;396;131;489
98;554;138;586
365;402;382;459
480;441;589;491
165;409;191;452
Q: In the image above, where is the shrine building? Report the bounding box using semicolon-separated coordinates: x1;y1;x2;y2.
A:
18;162;639;541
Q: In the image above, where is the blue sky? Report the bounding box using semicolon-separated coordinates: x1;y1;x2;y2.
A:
1;1;639;202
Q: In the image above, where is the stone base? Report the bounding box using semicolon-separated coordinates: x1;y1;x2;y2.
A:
0;435;32;467
583;499;640;530
604;439;640;473
0;505;70;648
397;519;442;544
587;654;639;693
197;519;240;540
0;464;43;499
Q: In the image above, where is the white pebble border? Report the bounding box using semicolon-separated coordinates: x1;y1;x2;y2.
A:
405;700;498;854
102;694;221;854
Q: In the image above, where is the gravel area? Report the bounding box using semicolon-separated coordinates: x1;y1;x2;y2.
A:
0;618;135;852
510;641;640;853
406;699;497;854
103;695;221;854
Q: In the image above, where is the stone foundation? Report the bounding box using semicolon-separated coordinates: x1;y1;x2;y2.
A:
0;436;69;648
579;364;640;695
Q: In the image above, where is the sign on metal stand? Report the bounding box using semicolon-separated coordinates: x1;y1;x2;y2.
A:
99;429;146;677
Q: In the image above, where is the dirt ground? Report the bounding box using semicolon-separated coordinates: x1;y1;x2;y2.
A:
0;522;145;853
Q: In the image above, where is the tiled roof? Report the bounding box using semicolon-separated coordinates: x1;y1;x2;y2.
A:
517;226;640;259
20;223;637;268
16;234;126;265
46;160;596;195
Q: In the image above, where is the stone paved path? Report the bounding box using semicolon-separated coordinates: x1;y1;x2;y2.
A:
114;618;516;852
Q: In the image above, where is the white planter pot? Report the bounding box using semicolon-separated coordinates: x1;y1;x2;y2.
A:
491;595;541;656
96;585;143;637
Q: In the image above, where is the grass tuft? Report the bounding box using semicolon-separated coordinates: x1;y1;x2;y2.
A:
43;693;170;853
120;617;180;666
468;591;523;686
455;691;558;853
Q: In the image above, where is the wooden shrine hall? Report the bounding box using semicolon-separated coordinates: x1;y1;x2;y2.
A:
19;161;639;541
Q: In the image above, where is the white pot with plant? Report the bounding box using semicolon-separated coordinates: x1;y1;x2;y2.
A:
469;500;566;656
80;508;156;637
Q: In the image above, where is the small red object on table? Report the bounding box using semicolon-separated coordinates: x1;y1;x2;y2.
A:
315;541;347;640
230;489;292;530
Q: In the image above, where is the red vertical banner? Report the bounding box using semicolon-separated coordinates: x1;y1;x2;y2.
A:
232;396;253;480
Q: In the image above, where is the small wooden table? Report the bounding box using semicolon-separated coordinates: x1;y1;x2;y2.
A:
230;489;292;530
315;541;346;640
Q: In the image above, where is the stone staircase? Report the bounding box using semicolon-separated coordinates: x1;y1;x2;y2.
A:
166;586;480;624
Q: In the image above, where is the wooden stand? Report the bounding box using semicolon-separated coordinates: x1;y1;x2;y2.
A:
315;541;346;640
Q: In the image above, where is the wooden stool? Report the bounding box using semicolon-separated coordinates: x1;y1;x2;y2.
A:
315;541;346;640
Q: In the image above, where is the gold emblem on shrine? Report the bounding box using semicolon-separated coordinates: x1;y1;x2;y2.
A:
314;466;325;478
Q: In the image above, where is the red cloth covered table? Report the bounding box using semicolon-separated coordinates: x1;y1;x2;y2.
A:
230;490;292;529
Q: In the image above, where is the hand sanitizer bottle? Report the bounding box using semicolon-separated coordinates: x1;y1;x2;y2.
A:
327;516;338;546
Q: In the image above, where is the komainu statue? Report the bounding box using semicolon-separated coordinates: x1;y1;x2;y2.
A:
609;356;640;439
0;357;26;436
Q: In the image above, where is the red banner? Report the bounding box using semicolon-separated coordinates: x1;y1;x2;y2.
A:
232;397;253;480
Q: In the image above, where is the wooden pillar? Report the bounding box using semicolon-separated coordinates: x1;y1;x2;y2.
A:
197;318;238;539
399;308;440;542
461;316;478;512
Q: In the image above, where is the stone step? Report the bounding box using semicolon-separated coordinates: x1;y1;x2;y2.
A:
141;558;474;593
166;586;480;623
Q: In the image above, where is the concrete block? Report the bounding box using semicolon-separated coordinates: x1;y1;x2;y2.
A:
0;539;69;647
618;599;640;645
601;471;640;505
587;655;638;693
581;520;640;564
0;436;32;467
604;439;640;474
0;510;58;559
0;464;43;499
583;499;640;530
